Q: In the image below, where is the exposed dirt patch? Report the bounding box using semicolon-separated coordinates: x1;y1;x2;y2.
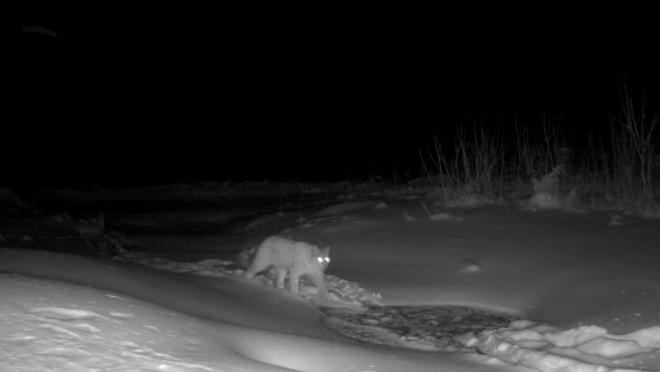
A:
320;305;518;351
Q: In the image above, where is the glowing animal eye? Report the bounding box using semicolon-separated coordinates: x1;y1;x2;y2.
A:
317;257;323;263
325;258;330;262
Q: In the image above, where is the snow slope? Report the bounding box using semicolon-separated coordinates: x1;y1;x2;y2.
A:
2;185;660;371
0;249;519;372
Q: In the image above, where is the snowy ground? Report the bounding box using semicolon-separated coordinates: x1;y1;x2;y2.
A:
1;183;660;372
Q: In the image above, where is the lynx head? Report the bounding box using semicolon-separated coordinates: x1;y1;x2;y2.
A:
314;245;331;271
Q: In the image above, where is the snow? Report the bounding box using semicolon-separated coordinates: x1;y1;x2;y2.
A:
2;183;660;372
458;320;660;372
0;251;500;372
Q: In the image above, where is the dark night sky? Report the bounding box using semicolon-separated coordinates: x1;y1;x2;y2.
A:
4;10;659;189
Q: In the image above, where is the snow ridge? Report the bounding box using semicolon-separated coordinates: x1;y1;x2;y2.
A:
457;320;660;372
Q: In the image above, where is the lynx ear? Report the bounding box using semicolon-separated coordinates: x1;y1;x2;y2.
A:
323;246;330;254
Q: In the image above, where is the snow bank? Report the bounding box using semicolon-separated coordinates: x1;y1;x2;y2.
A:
314;201;377;217
0;249;517;372
0;273;260;372
458;320;660;372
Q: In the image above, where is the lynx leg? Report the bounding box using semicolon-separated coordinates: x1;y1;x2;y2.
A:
275;268;287;289
289;272;301;293
243;265;257;279
310;275;328;294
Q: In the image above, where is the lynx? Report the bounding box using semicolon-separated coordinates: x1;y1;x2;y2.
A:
243;236;330;294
